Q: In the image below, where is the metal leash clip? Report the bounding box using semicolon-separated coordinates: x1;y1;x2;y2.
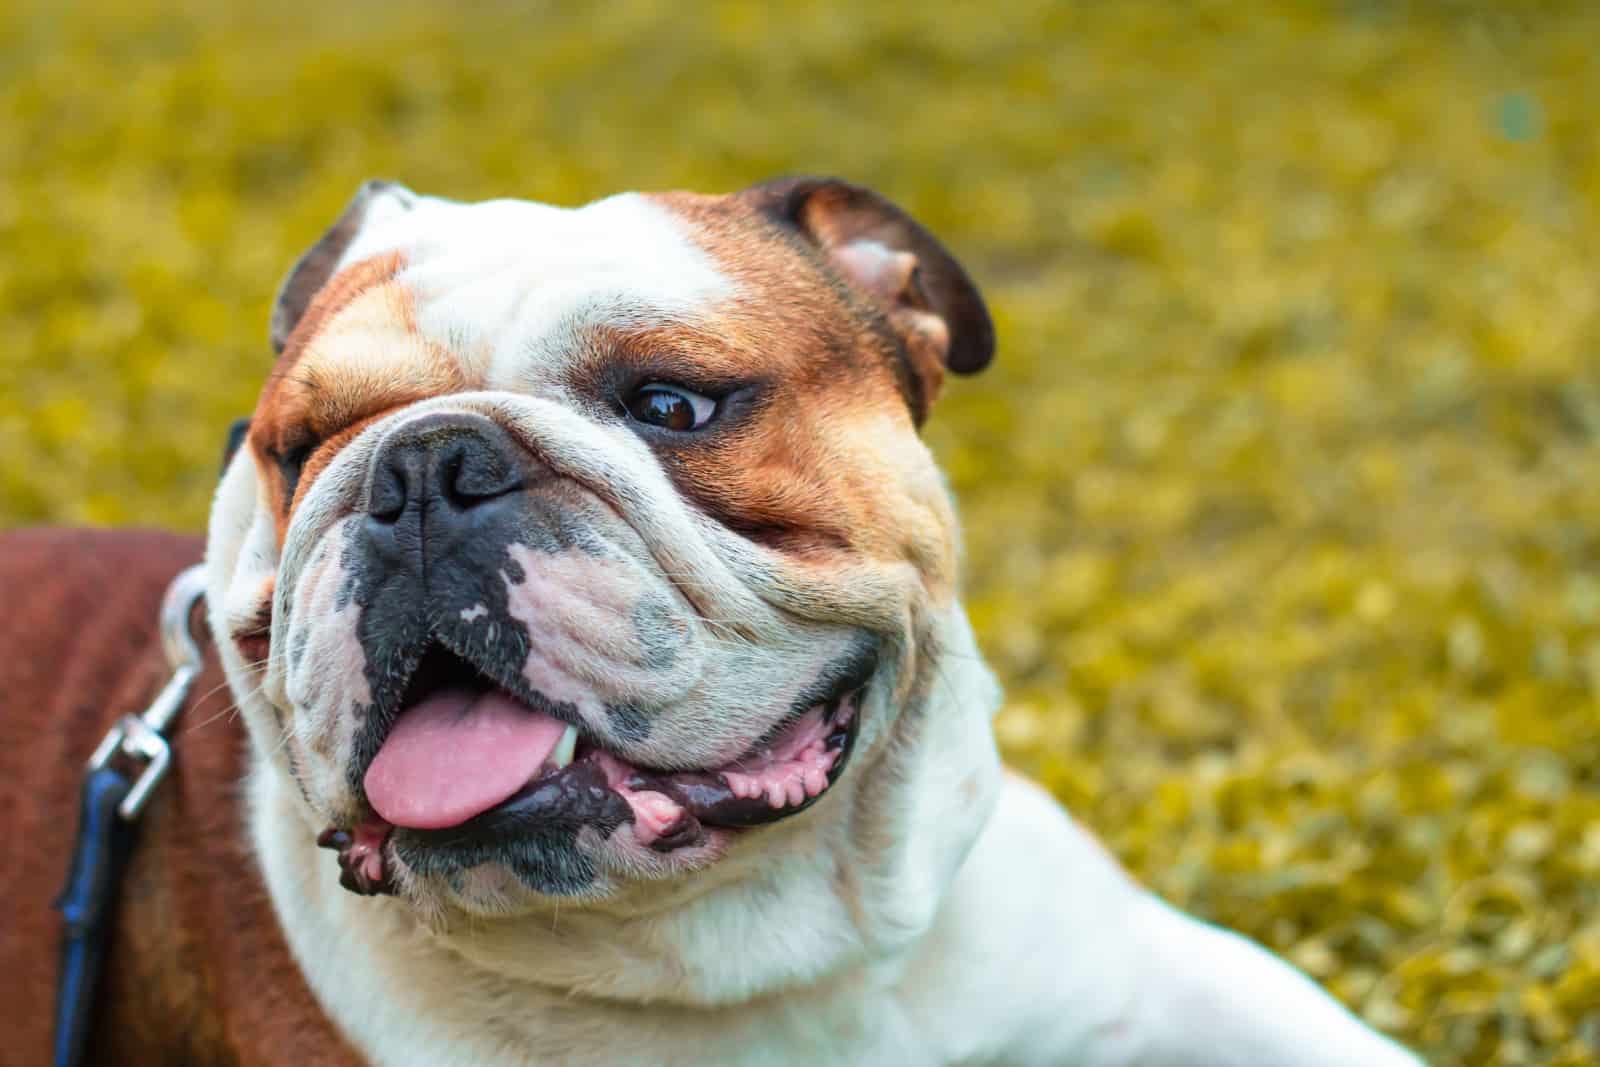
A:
84;564;209;820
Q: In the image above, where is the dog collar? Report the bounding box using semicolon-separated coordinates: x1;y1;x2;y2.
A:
53;564;208;1067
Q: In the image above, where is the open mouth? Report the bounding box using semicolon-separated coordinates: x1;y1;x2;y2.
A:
327;641;871;892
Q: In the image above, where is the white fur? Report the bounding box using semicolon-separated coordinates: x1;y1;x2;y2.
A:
343;189;734;389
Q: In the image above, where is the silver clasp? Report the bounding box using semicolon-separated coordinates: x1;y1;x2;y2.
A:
86;564;209;820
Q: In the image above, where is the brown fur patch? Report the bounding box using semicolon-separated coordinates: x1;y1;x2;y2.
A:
0;529;363;1064
277;250;407;373
646;192;959;592
250;250;466;541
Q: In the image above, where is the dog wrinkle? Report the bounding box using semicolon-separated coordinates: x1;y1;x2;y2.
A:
279;532;379;830
386;193;736;387
500;542;695;731
291;536;374;716
289;281;466;439
254;265;473;547
229;575;276;664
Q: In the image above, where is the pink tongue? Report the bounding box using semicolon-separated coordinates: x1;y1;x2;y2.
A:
364;688;571;830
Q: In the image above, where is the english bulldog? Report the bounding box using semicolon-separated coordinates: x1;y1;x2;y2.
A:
3;177;1424;1066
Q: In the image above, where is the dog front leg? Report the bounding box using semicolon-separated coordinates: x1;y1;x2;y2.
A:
1123;893;1426;1067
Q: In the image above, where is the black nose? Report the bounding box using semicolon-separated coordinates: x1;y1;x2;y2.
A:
351;413;540;706
368;412;526;522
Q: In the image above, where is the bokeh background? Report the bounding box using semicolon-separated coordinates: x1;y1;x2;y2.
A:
3;1;1598;1062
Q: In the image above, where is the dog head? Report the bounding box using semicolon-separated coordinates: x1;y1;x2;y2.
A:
206;177;993;919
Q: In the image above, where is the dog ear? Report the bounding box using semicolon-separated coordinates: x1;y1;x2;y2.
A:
741;176;994;420
270;179;417;355
221;416;250;473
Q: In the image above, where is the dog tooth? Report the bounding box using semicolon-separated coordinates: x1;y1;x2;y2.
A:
549;724;578;769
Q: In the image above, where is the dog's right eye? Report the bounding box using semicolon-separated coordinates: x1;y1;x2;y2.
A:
274;441;317;503
623;383;717;432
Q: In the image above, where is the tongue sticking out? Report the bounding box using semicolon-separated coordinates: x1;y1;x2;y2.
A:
364;688;570;830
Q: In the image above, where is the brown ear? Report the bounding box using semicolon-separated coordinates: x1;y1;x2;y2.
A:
270;179;417;354
741;176;994;420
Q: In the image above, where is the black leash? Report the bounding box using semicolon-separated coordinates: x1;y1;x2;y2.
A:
53;565;208;1067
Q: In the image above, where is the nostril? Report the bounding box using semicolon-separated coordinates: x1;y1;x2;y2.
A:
447;471;523;508
367;461;409;523
369;498;405;524
444;440;524;508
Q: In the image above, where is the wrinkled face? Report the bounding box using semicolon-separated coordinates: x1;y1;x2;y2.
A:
207;180;990;914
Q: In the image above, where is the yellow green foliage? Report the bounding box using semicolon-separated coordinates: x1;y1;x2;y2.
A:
3;2;1597;1062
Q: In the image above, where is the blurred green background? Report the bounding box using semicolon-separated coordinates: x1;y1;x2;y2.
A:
3;1;1598;1062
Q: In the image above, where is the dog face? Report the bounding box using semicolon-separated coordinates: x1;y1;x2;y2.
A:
206;178;992;916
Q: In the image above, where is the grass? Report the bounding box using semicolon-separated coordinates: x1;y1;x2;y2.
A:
3;1;1598;1062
